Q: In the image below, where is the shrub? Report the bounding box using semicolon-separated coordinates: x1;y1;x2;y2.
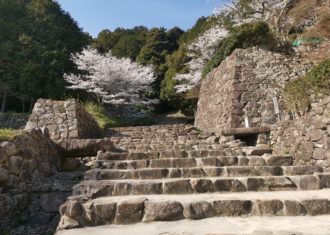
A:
202;21;276;78
283;59;330;113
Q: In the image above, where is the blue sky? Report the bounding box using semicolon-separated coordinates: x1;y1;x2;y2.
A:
57;0;224;37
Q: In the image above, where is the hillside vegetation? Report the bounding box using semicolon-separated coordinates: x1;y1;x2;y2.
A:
202;21;276;78
1;0;329;118
284;59;330;113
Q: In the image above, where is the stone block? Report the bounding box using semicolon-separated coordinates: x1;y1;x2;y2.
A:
168;168;182;178
91;202;117;225
263;155;293;166
131;182;163;195
79;184;114;199
197;157;219;167
302;199;329;215
318;174;330;188
248;156;266;166
292;175;320;190
252;200;283;215
218;156;238;166
163;180;193;194
143;201;183;222
8;156;23;175
213;179;246;192
213;200;252;216
181;168;206;178
183;201;215;219
113;183;131;196
224;166;258;177
204;167;222;177
0;141;17;164
0;167;9;186
115;198;146;224
313;148;326;160
246;178;264;191
284;200;307;216
61;200;84;220
282;166;321;176
190;179;214;193
135;169;168;179
58;216;80;230
238;156;249;166
310;129;325;141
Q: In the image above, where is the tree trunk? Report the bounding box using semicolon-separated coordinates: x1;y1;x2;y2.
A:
22;98;25;113
29;99;35;113
1;91;8;113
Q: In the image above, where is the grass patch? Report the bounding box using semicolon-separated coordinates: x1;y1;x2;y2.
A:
202;21;276;78
83;102;126;129
283;59;330;113
0;128;21;141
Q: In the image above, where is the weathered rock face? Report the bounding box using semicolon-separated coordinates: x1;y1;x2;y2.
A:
271;96;330;169
14;129;60;176
195;47;312;133
25;99;100;142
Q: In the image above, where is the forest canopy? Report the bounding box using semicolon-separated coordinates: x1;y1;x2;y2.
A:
0;0;90;112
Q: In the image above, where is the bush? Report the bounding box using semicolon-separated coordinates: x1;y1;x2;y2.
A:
202;21;276;78
283;59;330;113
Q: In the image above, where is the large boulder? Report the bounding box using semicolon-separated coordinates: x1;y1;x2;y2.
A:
0;141;17;165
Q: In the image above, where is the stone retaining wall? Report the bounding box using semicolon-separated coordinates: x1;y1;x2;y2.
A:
0;130;73;233
25;99;100;142
195;47;312;133
0;128;115;234
271;96;330;170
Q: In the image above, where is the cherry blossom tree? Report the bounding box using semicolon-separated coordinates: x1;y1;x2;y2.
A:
174;24;228;93
174;0;292;93
64;47;157;105
214;0;294;26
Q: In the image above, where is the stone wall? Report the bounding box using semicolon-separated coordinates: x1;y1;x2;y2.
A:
195;47;312;133
25;99;100;142
271;96;330;170
0;129;79;234
0;127;115;234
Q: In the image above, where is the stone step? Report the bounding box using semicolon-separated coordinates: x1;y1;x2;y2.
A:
113;144;225;152
85;165;319;180
55;215;330;235
242;147;273;156
110;136;217;141
73;173;329;197
97;150;291;162
58;189;330;229
95;155;295;169
97;150;224;160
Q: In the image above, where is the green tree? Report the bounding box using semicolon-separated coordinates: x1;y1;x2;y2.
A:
112;26;148;60
160;47;190;103
92;29;113;53
0;0;90;112
93;26;148;61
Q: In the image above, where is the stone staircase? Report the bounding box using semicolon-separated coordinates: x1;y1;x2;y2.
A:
57;124;330;234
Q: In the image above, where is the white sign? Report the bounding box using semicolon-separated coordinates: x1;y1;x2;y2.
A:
244;116;250;128
273;97;280;115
